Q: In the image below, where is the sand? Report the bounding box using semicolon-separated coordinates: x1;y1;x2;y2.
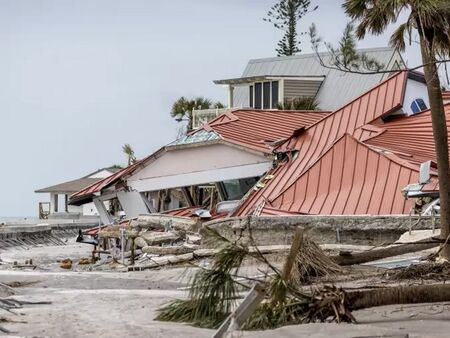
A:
1;236;450;337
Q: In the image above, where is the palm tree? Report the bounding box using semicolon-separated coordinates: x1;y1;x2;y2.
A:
170;96;223;132
122;143;136;166
343;0;450;258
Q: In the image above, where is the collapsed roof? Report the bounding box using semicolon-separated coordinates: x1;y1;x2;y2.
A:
232;71;447;216
69;109;329;205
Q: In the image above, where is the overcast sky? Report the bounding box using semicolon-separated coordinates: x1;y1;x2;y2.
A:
0;0;425;217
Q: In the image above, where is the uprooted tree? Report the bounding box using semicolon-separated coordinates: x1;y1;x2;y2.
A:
311;0;450;259
155;226;450;332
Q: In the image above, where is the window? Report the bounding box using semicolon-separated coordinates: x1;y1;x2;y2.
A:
254;82;262;109
271;81;279;108
263;82;271;109
250;80;279;109
411;98;428;114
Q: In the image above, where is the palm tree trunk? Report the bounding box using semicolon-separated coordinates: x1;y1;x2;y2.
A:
347;284;450;311
419;36;450;259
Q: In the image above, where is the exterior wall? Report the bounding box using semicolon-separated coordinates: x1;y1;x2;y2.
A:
127;143;271;192
403;79;430;115
283;79;320;100
205;215;439;246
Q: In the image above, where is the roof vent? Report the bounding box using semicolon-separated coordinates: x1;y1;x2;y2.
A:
419;160;432;184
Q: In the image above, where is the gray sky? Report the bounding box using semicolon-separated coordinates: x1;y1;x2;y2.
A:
0;0;424;217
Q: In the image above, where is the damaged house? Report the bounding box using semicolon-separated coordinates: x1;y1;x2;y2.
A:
69;109;330;224
69;49;438;224
233;70;440;217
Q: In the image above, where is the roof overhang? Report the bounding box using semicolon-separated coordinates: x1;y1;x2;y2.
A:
213;75;325;86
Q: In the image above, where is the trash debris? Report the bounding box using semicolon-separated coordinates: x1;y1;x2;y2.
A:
60;259;72;269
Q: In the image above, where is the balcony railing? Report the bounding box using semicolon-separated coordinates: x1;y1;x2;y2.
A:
192;108;235;129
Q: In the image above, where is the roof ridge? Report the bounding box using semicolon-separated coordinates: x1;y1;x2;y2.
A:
247;47;395;64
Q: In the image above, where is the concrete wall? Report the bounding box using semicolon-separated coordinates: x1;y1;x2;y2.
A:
205;215;439;246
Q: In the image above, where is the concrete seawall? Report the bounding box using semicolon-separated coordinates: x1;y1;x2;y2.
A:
204;215;439;245
0;221;98;247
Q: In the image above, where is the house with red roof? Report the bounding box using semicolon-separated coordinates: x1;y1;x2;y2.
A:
232;71;445;217
69;109;330;224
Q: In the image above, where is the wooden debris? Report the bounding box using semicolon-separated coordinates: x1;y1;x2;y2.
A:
332;238;440;266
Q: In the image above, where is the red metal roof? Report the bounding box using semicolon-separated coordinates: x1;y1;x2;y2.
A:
197;109;331;154
443;91;450;101
70;160;145;205
234;71;408;216
365;104;450;166
266;134;418;215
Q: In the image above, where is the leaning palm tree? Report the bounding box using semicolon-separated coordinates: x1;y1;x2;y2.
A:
122;143;136;166
170;96;222;132
343;0;450;259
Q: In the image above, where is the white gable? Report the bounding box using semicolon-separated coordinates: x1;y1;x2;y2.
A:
127;143;272;192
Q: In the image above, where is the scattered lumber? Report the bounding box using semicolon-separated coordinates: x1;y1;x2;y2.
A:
331;238;440;266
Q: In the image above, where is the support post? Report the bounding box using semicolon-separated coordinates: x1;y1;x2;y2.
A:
227;85;234;108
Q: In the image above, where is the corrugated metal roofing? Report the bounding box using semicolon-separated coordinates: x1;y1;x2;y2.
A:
443;91;450;102
365;104;450;166
194;109;331;154
70;160;145;205
232;47;401;111
267;134;418;215
233;71;410;216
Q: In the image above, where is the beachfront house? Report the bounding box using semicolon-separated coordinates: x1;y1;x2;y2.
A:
192;47;406;128
35;167;119;219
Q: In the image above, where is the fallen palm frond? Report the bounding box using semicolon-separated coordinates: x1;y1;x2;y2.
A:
156;227;249;327
291;237;341;285
156;226;346;329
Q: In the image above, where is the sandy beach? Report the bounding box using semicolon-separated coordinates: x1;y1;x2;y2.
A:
0;236;450;338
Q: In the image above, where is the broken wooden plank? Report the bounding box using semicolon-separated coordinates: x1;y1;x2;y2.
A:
213;283;266;338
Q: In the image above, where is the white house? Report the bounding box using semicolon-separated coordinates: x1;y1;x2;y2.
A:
35;167;119;219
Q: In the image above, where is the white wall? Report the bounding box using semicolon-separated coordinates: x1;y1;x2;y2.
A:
127;143;272;192
403;79;430;115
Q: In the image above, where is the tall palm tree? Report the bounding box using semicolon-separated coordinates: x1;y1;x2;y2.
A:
122;143;136;166
171;96;222;132
343;0;450;258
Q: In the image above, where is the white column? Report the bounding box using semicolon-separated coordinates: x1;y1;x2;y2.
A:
279;79;284;105
228;85;234;108
50;193;58;213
